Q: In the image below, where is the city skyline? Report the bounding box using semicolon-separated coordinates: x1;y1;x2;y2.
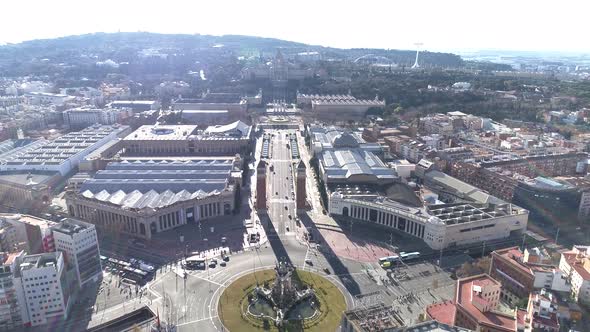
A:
1;0;589;53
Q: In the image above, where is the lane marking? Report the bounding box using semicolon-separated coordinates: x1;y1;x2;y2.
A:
176;315;218;327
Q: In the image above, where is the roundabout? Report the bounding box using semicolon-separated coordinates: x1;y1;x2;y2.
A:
217;264;346;332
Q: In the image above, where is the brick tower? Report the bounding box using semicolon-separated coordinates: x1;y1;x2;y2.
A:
256;160;267;210
296;160;307;210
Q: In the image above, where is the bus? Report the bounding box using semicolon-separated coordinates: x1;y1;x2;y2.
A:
122;266;149;283
379;255;400;268
184;256;206;270
400;252;421;262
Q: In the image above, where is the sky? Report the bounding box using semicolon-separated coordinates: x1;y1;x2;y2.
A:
1;0;588;53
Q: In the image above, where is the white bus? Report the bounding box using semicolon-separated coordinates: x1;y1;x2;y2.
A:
400;252;421;261
184;256;206;270
378;255;400;267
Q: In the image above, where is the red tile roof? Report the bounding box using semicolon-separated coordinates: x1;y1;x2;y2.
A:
426;300;456;326
562;252;590;280
493;247;534;276
456;275;516;332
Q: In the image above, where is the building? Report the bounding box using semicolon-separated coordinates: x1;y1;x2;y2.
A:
0;124;131;176
449;153;589;224
65;157;240;240
329;170;528;250
256;160;267;210
25;92;73;106
107;100;159;112
51;218;101;287
180;109;229;125
526;289;560;332
559;245;590;305
63;107;130;129
296;160;307;210
429;274;524;332
0;252;23;330
120;121;252;157
0;214;56;255
13;252;69;327
172;92;247;121
489;247;569;305
297;93;385;121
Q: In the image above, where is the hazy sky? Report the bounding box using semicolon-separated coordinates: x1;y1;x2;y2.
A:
1;0;588;53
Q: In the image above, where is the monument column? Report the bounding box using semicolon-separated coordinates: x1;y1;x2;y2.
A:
296;160;306;210
256;160;268;210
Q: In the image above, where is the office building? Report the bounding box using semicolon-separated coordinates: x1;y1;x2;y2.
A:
13;252;69;327
51;218;101;287
0;252;22;330
0;214;56;255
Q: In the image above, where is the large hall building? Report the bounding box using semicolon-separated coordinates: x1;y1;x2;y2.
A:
65;157;241;240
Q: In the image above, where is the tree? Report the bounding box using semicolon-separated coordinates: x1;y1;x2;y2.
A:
456;257;491;278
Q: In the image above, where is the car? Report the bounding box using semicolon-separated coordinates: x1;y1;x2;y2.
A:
285;206;288;210
210;258;217;265
305;259;313;266
209;262;217;268
288;214;292;219
285;196;288;199
286;226;289;231
323;268;331;274
276;192;279;195
223;255;230;262
220;261;227;267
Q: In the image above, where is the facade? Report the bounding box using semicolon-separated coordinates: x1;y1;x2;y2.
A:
526;290;560;332
120;121;252;157
0;214;56;255
107;100;159;112
298;93;385;121
0;124;131;176
180;109;229;125
65;158;239;240
24;92;73;106
13;252;69;327
329;193;528;250
172;93;247;121
0;252;22;330
559;245;590;305
256;160;267;210
453;274;518;332
489;247;569;305
63;107;129;129
296;160;306;210
51;218;101;287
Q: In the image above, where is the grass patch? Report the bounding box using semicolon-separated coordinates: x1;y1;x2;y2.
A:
218;269;346;332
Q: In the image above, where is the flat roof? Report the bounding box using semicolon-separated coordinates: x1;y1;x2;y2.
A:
0;171;58;186
52;218;92;235
0;213;57;228
456;275;515;331
123;125;198;141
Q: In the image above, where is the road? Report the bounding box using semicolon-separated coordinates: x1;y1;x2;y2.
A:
267;130;297;238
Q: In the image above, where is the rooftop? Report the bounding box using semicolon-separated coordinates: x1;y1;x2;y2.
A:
78;159;234;210
124;125;198;141
427;300;456;326
456;274;516;331
0;213;57;228
52;218;92;236
16;252;62;277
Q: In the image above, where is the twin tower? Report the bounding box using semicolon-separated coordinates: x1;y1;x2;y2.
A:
256;160;306;211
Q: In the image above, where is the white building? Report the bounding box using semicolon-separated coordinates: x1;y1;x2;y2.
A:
329;193;528;250
51;219;101;287
13;252;69;327
63;107;128;129
0;125;131;176
24;92;73;106
0;252;23;330
559;245;590;305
